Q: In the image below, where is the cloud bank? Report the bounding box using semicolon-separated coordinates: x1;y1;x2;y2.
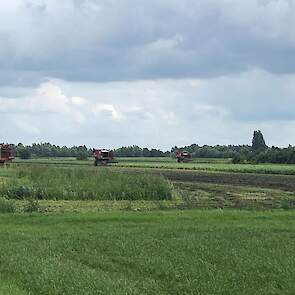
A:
0;0;294;147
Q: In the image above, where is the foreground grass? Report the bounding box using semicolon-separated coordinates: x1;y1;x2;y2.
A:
0;210;295;295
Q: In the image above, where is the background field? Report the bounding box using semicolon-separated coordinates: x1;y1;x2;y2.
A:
14;157;295;175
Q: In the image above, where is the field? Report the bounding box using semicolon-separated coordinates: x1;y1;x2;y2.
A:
1;157;295;294
1;210;295;295
14;156;295;175
0;166;172;201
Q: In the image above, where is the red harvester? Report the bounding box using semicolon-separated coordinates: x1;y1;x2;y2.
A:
176;151;192;163
0;144;14;166
93;149;118;166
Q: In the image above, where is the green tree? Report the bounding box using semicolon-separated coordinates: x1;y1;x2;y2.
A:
252;130;267;152
18;147;31;159
76;151;88;160
76;146;89;160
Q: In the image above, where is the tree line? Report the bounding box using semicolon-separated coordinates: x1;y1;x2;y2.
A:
14;143;91;160
171;144;251;159
11;143;170;160
114;146;170;158
12;143;252;160
6;130;295;164
232;130;295;164
174;130;295;164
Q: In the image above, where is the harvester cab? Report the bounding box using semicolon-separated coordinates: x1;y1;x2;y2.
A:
93;149;117;166
176;151;192;163
0;144;14;166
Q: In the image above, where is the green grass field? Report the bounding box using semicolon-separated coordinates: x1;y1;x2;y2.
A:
1;163;295;211
14;156;295;175
1;158;295;294
1;210;295;295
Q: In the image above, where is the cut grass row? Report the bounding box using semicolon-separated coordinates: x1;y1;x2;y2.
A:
157;169;295;192
0;198;183;213
0;210;295;294
174;181;295;210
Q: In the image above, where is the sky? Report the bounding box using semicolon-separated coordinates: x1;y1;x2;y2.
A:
0;0;295;149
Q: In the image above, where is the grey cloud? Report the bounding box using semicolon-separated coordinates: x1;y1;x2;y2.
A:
1;73;295;148
0;0;294;148
187;70;295;122
0;0;295;86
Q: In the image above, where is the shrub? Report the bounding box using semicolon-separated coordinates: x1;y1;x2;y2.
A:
23;198;41;213
232;154;241;164
76;151;89;161
18;148;31;159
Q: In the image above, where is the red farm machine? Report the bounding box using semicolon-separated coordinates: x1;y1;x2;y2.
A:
0;144;14;166
93;149;118;166
176;150;192;163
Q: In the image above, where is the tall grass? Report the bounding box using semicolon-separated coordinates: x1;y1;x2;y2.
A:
0;197;16;213
0;166;173;201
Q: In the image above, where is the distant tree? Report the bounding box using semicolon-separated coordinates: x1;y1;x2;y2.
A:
252;130;267;152
18;148;31;159
142;148;150;157
76;151;88;160
76;146;89;160
114;146;168;157
232;153;241;164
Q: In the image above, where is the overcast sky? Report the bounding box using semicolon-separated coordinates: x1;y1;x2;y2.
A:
0;0;295;149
